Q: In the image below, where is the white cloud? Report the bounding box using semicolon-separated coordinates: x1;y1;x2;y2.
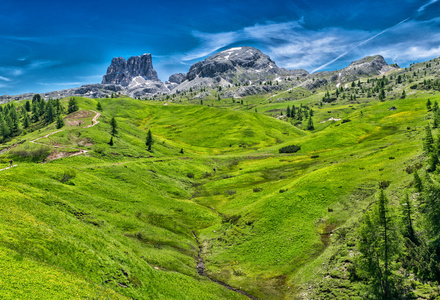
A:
171;15;440;73
0;76;11;82
418;0;439;14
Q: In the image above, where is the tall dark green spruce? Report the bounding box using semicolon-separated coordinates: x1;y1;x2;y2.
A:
68;97;78;114
357;189;401;299
110;117;117;136
306;116;314;130
146;130;153;151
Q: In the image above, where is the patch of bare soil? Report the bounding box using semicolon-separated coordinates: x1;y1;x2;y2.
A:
64;110;94;126
45;149;88;162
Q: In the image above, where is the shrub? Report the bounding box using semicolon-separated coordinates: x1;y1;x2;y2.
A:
225;189;236;196
60;169;76;183
9;143;51;162
186;172;194;179
279;144;301;154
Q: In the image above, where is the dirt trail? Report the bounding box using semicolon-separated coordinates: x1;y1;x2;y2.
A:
0;164;18;172
28;110;100;163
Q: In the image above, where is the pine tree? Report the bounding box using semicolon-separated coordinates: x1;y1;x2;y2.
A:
38;100;45;116
4;115;12;138
424;125;435;153
108;136;114;146
427;98;432;111
22;113;30;128
286;105;291;118
400;194;416;244
44;102;55;124
9;108;19;135
428;153;439;172
414;170;423;192
146;129;153;151
358;189;401;299
434;101;439;113
25;100;31;112
379;89;386;101
110;117;117;136
31;102;39;123
401;90;406;99
68;97;78;114
306;116;314;130
97;102;103;111
56;116;64;129
32;94;41;103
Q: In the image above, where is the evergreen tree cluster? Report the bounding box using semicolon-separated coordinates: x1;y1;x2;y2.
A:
353;117;440;298
0;94;64;143
286;104;314;130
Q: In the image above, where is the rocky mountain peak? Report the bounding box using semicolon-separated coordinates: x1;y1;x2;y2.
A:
186;46;279;81
102;53;159;86
344;55;396;75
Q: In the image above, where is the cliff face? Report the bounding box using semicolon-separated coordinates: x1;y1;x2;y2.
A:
102;54;159;86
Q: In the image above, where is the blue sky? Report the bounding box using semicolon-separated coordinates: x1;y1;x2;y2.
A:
1;0;440;95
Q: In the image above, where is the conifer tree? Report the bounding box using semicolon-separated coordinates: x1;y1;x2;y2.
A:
25;100;31;112
108;136;114;146
32;94;41;103
427;98;432;111
434;101;439;113
291;105;296;119
286;105;291;118
22;113;30;128
358;189;401;299
38;99;45;116
424;125;435;153
31;103;39;123
146;129;153;151
9;108;19;135
414;170;423;192
44;102;55;124
379;89;386;101
400;194;416;244
110;117;117;136
306;116;314;130
428;153;439;172
56;116;64;129
401;90;406;99
96;102;103;111
68;97;78;114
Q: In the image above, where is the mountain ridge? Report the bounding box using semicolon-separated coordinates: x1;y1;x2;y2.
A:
1;48;400;102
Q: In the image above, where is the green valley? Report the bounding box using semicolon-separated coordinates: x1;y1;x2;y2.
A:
1;57;440;299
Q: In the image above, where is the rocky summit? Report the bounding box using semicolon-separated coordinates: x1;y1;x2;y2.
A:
102;54;159;86
186;46;279;81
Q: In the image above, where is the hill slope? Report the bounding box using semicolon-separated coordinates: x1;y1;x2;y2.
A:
1;58;440;298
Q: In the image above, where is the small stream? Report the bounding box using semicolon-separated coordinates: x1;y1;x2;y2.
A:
192;231;257;300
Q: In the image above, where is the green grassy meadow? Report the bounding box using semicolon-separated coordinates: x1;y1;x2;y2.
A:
0;85;436;298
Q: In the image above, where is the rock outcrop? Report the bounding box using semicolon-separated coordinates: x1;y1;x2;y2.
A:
185;46;279;81
168;73;186;84
102;54;159;86
172;46;305;92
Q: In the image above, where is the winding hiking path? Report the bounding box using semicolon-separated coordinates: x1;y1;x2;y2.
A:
27;110;101;163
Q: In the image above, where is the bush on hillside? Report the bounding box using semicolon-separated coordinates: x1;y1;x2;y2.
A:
279;144;301;154
9;143;51;162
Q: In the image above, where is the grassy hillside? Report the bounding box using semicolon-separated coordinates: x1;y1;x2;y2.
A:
1;73;439;299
